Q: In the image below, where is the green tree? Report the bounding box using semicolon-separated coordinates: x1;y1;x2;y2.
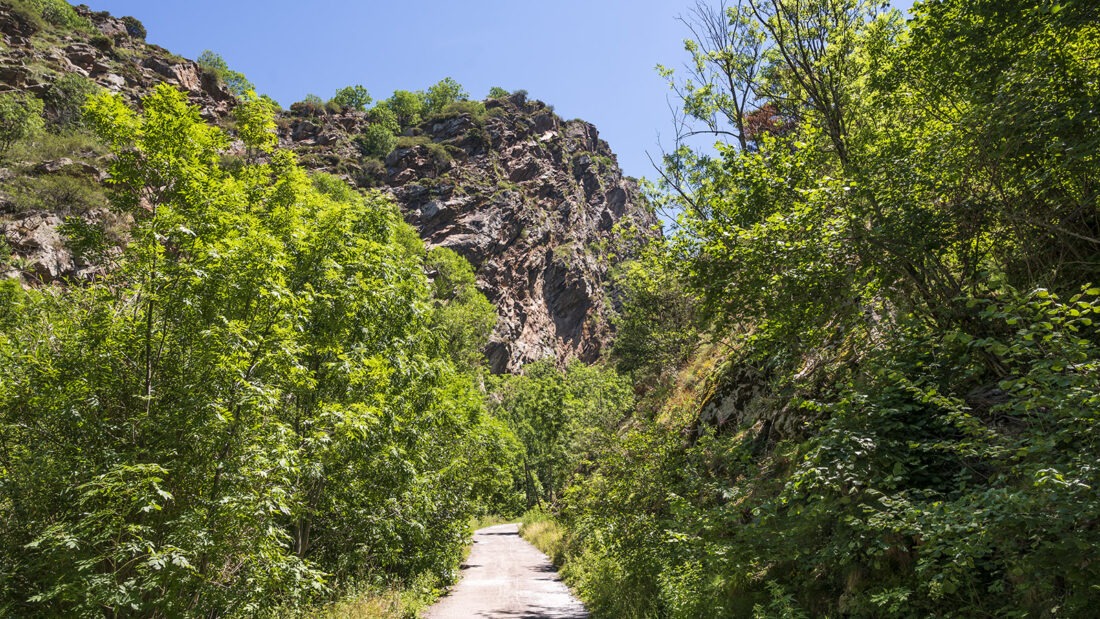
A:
558;0;1100;616
487;86;510;99
424;77;469;116
367;103;400;134
232;90;278;158
329;84;371;111
196;50;254;98
492;361;632;509
0;84;511;616
426;246;496;371
385;89;426;129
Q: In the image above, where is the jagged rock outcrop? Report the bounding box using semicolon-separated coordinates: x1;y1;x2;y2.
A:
0;4;658;372
385;96;653;372
0;5;234;115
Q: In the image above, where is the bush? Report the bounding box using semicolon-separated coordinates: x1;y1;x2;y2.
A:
439;100;486;120
357;157;387;187
330;84;371;112
7;0;93;32
4;127;107;162
43;73;100;131
0;92;44;155
290;93;325;117
35;0;90;30
1;173;107;214
487;86;510;99
356;124;397;158
121;15;146;39
196;50;254;98
423;77;468;116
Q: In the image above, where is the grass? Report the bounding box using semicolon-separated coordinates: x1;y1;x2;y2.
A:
298;573;442;619
519;510;568;566
472;513;514;530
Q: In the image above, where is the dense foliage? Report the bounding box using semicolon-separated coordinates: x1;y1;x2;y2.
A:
490;361;634;512
0;85;508;616
554;0;1100;617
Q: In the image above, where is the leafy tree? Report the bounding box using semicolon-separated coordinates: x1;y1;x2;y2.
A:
487;86;510;99
329;84;371;111
0;92;44;155
610;237;698;381
196;49;254;98
233;90;278;157
367;103;400;134
0;84;510;615
492;361;632;509
557;0;1100;616
426;246;496;371
658;0;768;153
423;77;469;116
385;89;426;129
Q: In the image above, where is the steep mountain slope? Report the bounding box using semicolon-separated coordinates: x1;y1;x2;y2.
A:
0;3;658;372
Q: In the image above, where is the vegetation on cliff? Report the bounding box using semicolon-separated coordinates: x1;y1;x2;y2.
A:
545;0;1100;616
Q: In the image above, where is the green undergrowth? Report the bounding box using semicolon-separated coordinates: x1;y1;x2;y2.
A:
296;573;443;619
518;510;568;566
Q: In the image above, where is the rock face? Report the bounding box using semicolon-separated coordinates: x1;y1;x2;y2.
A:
0;5;658;373
0;5;234;116
269;96;658;372
384;96;654;372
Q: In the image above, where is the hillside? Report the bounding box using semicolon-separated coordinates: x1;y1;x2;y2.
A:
0;2;657;373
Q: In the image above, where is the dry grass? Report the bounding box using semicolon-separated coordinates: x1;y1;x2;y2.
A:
305;590;408;619
519;512;567;566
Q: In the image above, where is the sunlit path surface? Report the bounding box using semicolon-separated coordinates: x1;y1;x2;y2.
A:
425;524;588;619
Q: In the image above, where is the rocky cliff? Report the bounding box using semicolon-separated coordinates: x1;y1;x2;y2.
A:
0;3;658;372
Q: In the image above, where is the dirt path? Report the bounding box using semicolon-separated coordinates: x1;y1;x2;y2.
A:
424;523;588;619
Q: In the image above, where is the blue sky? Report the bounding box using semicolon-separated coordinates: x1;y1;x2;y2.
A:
83;1;915;181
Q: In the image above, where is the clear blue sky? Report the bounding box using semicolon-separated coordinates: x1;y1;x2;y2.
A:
82;0;914;181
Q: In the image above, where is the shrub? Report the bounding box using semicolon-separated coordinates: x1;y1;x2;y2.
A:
423;77;468;116
4;127;107;162
7;0;93;32
487;86;510;99
330;84;371;112
0;92;44;155
357;157;387;187
2;173;107;214
120;15;146;40
196;50;254;98
356;124;396;158
43;73;100;131
439;100;486;120
290;93;325;117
